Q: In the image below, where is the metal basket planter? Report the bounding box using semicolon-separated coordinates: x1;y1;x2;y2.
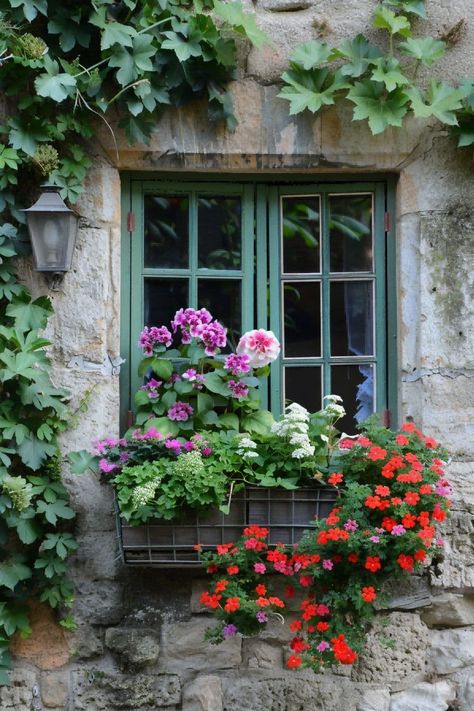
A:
118;486;336;566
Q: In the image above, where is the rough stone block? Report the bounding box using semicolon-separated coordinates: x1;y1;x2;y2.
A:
429;628;474;674
0;668;39;711
69;623;104;660
73;580;124;625
389;680;455;711
182;674;223;711
381;576;431;611
73;670;181;710
73;530;121;580
351;612;429;691
11;601;70;670
105;626;160;669
41;670;70;708
430;509;474;591
190;579;212;614
450;665;474;711
242;638;283;669
161;618;241;672
356;687;390;711
422;592;474;627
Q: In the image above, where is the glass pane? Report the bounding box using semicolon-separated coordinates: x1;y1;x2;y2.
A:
198;197;242;269
144;195;189;268
330;281;374;356
282;196;320;273
331;364;374;433
198;279;241;350
283;281;321;358
285;367;322;412
144;278;188;328
329;194;373;272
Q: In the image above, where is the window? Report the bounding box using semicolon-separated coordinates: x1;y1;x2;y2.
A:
121;177;396;432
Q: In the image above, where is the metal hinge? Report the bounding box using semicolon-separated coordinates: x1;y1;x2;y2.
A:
384;212;391;233
381;409;391;428
127;212;135;232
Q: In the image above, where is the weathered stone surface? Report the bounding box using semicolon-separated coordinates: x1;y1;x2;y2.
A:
11;601;70;670
356;687;390;711
73;670;181;710
73;580;124;625
422;592;474;627
259;0;313;11
450;665;474;711
429;628;474;674
69;624;104;660
389;680;456;711
351;612;429;691
0;668;38;711
41;670;70;708
73;529;121;580
183;674;223;711
221;671;391;711
430;508;474;590
191;579;212;614
242;638;283;669
161;618;242;672
105;626;160;669
382;577;431;611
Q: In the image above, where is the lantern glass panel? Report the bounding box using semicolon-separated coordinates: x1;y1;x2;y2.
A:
27;212;78;272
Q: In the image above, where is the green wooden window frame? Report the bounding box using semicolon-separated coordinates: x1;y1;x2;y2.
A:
121;176;397;431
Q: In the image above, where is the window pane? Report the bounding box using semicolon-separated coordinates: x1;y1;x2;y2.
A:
283;281;321;358
144;278;188;327
144;195;189;268
198;279;241;349
198;197;242;269
329;195;373;272
282;196;320;273
331;364;374;432
330;281;374;356
285;366;322;412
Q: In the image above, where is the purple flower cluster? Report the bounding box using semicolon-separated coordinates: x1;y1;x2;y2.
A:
140;378;162;400
132;427;163;441
171;308;227;355
139;326;172;355
228;379;249;399
223;624;238;638
182;368;206;389
224;353;250;376
256;611;268;623
168;401;194;421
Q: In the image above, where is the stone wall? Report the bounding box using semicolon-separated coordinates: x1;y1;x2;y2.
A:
5;1;474;709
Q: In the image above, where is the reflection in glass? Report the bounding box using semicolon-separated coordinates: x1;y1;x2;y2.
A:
144;278;188;327
329;195;373;272
198;197;242;269
330;281;374;356
198;279;241;350
282;196;320;273
283;281;321;358
285;366;322;413
331;364;374;432
144;195;189;268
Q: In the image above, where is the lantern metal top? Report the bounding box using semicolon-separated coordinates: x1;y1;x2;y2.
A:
22;185;75;214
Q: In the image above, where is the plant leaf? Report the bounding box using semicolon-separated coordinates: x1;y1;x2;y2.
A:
279;66;349;115
347;80;410;133
332;34;382;78
371;57;409;92
407;81;467;125
382;0;426;18
213;0;268;49
0;561;31;591
373;5;412;37
290;40;332;70
399;37;446;66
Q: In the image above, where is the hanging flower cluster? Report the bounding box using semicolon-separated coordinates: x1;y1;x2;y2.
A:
200;420;451;671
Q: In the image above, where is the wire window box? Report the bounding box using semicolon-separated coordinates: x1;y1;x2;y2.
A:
118;486;336;566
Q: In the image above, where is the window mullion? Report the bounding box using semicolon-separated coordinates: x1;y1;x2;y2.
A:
321;191;331;399
268;186;281;415
189;191;198;307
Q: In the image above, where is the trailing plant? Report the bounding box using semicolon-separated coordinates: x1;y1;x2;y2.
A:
200;416;451;670
0;222;77;684
72;311;348;524
0;0;268;208
279;0;474;146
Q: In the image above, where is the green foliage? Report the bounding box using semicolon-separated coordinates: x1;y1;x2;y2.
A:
0;0;269;203
279;0;473;146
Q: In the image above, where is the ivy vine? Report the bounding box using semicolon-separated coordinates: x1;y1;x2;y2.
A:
279;0;474;146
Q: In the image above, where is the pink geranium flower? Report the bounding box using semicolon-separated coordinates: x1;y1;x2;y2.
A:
236;329;280;368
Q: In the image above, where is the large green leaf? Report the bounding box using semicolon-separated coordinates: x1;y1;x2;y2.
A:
0;560;32;591
68;450;98;474
213;0;268;48
161;30;202;63
332;34;382;78
279;66;349;115
9;0;47;22
241;410;274;435
373;5;411;37
35;59;77;103
17;437;57;471
290;41;331;71
383;0;426;17
0;351;40;381
36;500;75;526
6;294;53;330
109;34;156;86
371;58;409;92
399;37;446;66
347;80;410;134
16;517;41;545
145;417;179;437
407;81;468;125
0;601;31;637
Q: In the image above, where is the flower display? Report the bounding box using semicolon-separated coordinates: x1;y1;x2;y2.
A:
236;328;280;368
199;419;451;673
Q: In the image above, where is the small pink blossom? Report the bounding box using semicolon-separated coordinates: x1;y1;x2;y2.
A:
344;519;358;532
317;641;330;652
236;329;280;368
254;563;266;574
322;559;333;570
99;458;117;473
224;353;251;376
228;379;249;399
168;401;194;421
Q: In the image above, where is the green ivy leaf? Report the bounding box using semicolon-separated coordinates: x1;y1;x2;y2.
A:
382;0;426;18
0;146;20;171
279;66;349;115
16;517;41;545
35;61;77;103
213;0;268;49
407;81;467;125
36;500;75;526
8;117;49;157
6;294;53;331
17;437;57;471
0;601;31;637
109;34;156;86
290;41;332;70
371;57;409;92
347;80;410;134
373;5;412;37
241;409;274;435
452;119;474;147
217;412;239;430
0;560;32;591
332;34;382;78
399;37;446;66
9;0;47;22
161;30;202;63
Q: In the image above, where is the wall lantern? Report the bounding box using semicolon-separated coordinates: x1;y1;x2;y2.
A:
23;185;79;289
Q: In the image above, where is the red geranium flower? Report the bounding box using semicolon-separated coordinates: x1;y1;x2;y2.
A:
224;596;240;612
287;654;302;668
226;565;239;575
361;586;377;602
365;556;382;572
